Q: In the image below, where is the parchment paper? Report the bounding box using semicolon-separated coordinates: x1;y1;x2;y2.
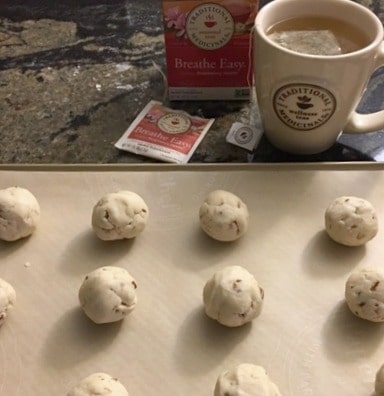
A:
1;167;384;395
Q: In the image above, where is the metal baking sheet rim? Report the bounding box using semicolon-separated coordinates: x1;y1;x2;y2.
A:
1;161;384;172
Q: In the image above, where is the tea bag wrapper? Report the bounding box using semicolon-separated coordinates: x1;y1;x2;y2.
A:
115;101;214;164
269;30;342;55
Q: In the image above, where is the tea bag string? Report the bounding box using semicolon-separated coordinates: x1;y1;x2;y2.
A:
247;25;256;91
246;25;263;162
152;60;169;103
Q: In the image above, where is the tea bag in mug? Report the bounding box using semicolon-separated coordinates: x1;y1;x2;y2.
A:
269;30;342;55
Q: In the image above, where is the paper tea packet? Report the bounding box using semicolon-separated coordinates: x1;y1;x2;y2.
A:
115;101;214;164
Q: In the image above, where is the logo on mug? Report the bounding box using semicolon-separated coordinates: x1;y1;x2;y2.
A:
273;83;336;131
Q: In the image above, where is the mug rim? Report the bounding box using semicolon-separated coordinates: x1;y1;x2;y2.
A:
255;0;384;59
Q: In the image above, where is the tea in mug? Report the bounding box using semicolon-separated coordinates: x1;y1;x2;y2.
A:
267;16;371;55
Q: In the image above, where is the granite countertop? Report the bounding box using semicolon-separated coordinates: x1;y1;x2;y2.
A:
1;0;384;164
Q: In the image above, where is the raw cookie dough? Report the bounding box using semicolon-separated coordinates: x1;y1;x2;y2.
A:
0;186;40;241
375;363;384;395
214;363;282;396
79;266;138;324
203;265;264;327
345;267;384;322
324;196;378;246
92;191;149;241
67;372;129;396
0;278;16;326
199;190;249;242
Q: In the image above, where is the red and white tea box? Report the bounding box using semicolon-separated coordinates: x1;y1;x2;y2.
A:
162;0;259;100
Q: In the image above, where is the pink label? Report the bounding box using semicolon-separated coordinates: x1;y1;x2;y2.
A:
165;36;252;87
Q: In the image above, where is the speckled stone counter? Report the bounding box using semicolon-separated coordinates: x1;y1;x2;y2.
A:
1;0;384;164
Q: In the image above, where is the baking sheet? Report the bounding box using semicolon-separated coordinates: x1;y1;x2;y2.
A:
1;166;384;395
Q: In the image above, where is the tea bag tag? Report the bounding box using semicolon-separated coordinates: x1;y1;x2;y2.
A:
226;122;262;152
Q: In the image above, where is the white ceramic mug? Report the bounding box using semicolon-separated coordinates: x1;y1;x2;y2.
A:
254;0;384;155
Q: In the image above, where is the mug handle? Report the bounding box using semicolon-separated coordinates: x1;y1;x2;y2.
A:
344;41;384;134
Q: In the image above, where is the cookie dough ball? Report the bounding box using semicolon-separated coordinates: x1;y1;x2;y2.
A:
325;196;378;246
203;265;264;327
92;191;149;241
0;278;16;326
67;372;129;396
214;363;282;396
0;186;40;241
375;363;384;395
199;190;249;242
345;267;384;322
79;266;137;324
